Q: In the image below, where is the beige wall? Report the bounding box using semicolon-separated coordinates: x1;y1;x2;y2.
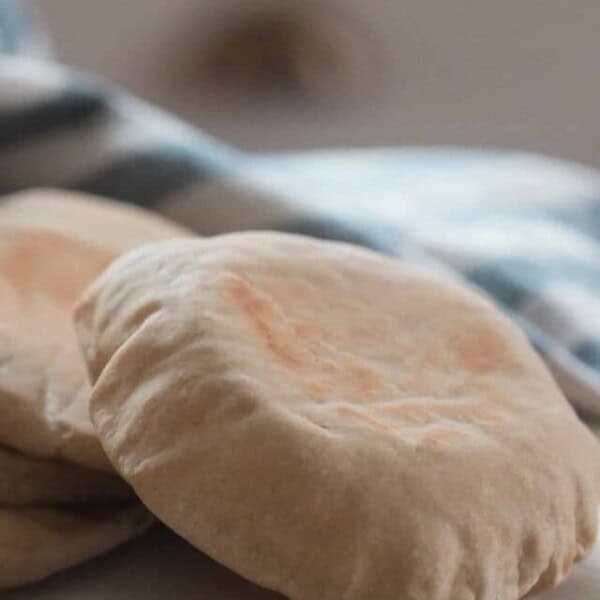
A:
35;0;600;167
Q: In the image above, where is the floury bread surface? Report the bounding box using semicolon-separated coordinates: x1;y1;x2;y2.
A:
0;189;190;471
0;189;187;588
76;232;600;600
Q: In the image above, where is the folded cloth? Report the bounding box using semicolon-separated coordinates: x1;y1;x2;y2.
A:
0;27;598;421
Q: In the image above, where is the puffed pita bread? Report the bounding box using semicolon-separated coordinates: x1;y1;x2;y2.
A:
0;444;132;506
0;189;190;471
76;233;600;600
0;504;152;589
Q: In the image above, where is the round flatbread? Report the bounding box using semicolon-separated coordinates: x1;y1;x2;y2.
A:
0;190;191;471
75;233;600;600
0;504;152;589
0;188;188;252
0;444;132;506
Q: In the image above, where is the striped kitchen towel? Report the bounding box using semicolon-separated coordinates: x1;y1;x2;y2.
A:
0;10;599;422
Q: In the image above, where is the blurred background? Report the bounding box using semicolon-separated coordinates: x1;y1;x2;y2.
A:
33;0;600;166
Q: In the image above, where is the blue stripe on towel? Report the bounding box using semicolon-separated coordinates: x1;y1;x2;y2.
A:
466;258;600;309
70;145;224;207
272;218;396;252
573;339;600;371
466;260;548;308
550;202;600;242
0;88;107;147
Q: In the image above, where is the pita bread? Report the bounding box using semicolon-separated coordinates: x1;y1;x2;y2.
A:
0;444;132;506
0;504;152;589
0;189;188;252
76;233;600;600
0;190;190;471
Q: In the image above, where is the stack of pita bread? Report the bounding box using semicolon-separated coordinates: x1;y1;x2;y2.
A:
0;190;190;588
1;191;598;599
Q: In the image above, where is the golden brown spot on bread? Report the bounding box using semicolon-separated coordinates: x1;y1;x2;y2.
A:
227;275;303;368
306;381;327;396
294;322;319;339
228;276;389;403
419;425;471;447
337;405;396;434
321;361;338;374
419;346;444;368
350;364;381;398
0;230;114;307
372;398;507;426
449;325;513;374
